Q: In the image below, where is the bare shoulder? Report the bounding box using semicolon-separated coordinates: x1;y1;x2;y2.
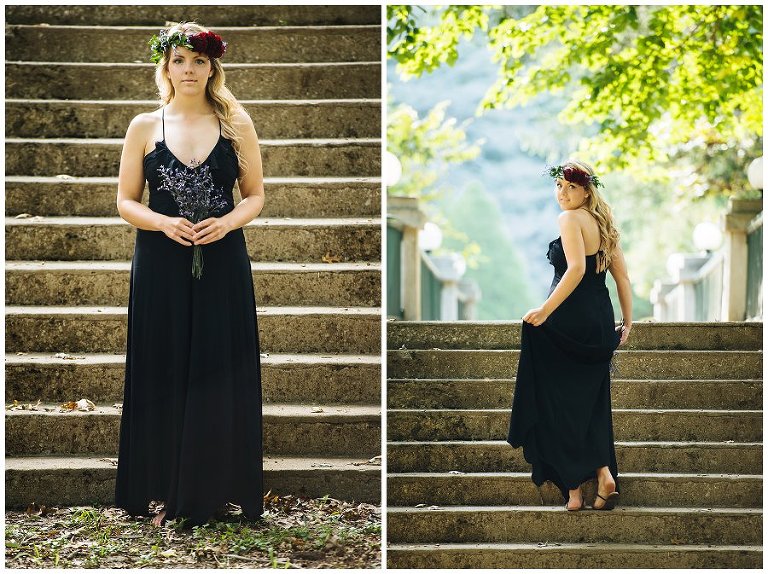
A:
125;110;161;143
557;209;581;228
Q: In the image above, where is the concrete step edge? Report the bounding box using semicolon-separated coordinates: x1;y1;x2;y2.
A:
388;377;763;382
6;175;382;184
7;61;382;69
6;97;381;105
6;260;382;272
389;471;763;480
6;402;381;419
387;407;763;414
387;439;764;447
387;542;764;551
7;24;382;32
6;453;381;472
6;137;381;146
6;216;382;226
5;352;381;366
387;505;762;515
6;305;381;316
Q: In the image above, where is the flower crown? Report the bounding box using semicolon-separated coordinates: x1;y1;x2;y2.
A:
148;29;227;64
544;164;604;188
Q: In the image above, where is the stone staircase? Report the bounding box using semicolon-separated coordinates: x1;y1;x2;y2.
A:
5;5;382;508
387;321;763;568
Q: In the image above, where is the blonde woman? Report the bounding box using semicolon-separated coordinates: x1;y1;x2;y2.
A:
115;22;265;527
507;160;632;512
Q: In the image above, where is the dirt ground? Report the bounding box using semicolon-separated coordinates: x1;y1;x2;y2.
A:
5;494;381;569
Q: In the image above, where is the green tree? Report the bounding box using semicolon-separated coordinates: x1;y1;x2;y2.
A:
388;5;763;196
441;182;536;318
387;99;485;266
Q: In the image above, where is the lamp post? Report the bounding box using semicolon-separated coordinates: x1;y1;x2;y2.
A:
693;221;723;253
384;150;402;189
419;221;443;252
747;156;762;191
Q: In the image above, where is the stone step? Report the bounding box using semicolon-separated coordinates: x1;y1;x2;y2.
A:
387;542;762;569
5;99;381;140
5;306;380;354
387;409;762;442
387;472;762;508
387;320;763;351
6;403;381;458
387;349;762;380
387;378;762;410
5;176;381;218
386;505;762;545
5;5;381;26
387;440;763;475
7;25;380;63
7;62;381;100
6;454;381;508
6;260;381;307
6;352;381;406
5;137;381;178
5;216;381;263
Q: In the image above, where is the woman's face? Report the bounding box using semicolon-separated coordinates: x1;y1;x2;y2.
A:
554;178;589;211
167;46;212;94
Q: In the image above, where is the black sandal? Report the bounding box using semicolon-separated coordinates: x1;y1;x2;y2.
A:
593;491;619;510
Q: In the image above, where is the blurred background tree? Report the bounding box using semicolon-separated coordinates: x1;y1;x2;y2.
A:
389;4;763;198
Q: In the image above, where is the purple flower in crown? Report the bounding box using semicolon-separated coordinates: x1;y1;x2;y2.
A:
156;161;232;279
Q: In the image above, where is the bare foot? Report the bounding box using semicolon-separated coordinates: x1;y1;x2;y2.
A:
151;509;166;527
566;487;583;511
593;467;617;509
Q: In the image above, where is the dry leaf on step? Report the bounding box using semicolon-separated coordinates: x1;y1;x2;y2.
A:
322;251;342;263
311;407;324;413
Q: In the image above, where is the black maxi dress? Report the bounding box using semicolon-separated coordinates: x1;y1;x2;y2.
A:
507;236;621;502
115;110;264;526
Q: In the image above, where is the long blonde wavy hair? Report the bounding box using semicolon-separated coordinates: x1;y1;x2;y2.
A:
564;159;619;273
154;21;249;175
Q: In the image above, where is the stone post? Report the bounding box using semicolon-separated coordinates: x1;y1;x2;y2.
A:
388;196;427;321
722;198;763;321
428;253;467;321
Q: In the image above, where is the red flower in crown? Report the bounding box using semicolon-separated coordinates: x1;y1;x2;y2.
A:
561;166;591;187
188;31;227;59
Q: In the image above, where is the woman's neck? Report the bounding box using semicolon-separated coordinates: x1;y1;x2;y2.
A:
165;94;214;117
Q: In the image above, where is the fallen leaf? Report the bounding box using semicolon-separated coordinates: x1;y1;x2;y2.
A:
322;251;342;263
15;213;33;219
54;352;85;360
311;407;324;413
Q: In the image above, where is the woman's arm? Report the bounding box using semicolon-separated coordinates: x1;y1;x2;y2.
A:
608;244;633;344
192;109;265;245
523;211;586;326
116;113;195;246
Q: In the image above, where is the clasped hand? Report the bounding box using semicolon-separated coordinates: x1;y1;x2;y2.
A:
522;306;550;327
161;216;232;246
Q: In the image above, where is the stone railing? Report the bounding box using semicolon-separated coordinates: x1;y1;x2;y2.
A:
387;196;481;320
651;198;762;321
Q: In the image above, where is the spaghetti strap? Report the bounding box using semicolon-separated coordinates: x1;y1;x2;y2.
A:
162;107;166;140
219;116;222;136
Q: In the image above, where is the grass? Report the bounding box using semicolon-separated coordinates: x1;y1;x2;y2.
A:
5;494;381;569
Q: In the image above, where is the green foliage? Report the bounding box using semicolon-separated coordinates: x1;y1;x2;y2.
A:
440;182;536;318
388;5;491;75
388;5;763;195
387;99;484;266
387;99;482;201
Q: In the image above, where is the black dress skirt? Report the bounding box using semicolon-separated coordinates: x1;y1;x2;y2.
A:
114;113;264;526
507;236;621;501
